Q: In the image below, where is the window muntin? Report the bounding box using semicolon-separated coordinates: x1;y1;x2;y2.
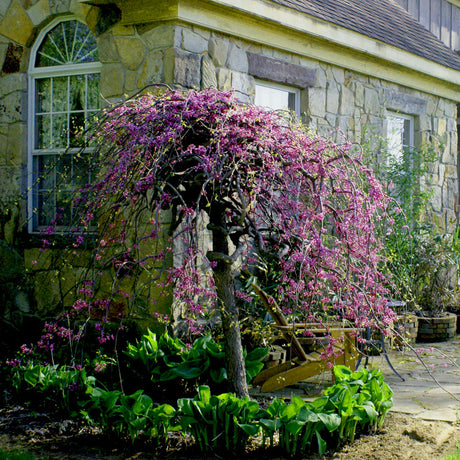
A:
28;19;101;232
34;73;100;150
255;81;300;117
386;112;414;165
35;20;98;67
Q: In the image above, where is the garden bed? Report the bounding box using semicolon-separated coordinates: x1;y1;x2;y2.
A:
0;405;459;459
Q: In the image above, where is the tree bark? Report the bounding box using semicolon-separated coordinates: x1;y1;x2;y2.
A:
213;262;249;397
209;203;249;398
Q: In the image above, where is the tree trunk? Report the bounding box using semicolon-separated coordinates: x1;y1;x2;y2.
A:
213;262;249;397
209;203;249;398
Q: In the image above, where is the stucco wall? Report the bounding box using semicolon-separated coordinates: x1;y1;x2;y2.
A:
0;0;458;318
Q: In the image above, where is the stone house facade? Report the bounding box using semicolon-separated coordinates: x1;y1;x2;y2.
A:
1;0;460;319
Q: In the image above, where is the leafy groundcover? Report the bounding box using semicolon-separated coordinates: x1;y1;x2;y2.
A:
2;364;393;458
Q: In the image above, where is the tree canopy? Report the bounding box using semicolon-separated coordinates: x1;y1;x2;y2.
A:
71;88;394;396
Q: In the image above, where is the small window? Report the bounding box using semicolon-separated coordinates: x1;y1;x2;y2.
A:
386;112;414;165
255;81;300;117
28;19;101;232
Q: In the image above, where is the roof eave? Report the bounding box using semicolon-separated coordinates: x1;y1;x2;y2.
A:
80;0;460;101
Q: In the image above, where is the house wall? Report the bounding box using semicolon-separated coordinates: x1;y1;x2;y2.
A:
0;0;458;318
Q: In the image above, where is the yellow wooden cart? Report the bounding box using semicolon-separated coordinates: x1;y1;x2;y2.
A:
252;284;359;393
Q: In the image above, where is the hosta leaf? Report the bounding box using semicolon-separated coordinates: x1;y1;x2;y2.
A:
308;396;329;413
291;395;306;410
154;403;176;417
286;419;304;435
333;365;353;382
379;400;393;409
259;418;282;432
315;430;327;456
361;403;378;421
210;367;227;383
101;390;122;411
298;407;319;423
245;400;260;416
245;362;264;382
238;422;259;436
281;403;299;421
130;416;147;431
132;394;153;415
197;385;211;404
168;363;205;379
246;347;269;362
317;412;341;431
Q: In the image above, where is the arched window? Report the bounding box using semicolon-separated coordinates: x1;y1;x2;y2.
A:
28;18;101;231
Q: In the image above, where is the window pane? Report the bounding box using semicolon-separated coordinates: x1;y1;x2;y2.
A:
255;85;291;111
87;74;100;110
56;191;72;226
387;113;414;166
35;114;51;149
387;116;405;164
36;79;51;113
52;113;68;148
70;75;85;111
56;154;72;190
69;112;85;147
52;76;68;112
38;192;55;226
73;154;91;187
403;118;412;148
37;155;56;190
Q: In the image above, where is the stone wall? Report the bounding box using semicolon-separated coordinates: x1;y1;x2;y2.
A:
160;23;458;231
0;1;458;318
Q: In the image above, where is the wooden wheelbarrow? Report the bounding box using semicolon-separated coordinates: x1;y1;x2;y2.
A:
252;284;359;392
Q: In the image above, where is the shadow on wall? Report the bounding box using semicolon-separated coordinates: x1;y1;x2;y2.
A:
0;240;41;354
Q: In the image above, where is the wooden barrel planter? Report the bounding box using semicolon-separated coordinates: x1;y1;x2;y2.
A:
416;311;457;342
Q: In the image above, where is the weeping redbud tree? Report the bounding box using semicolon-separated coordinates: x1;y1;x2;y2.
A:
74;88;394;397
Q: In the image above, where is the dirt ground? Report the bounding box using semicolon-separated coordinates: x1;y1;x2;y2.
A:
331;413;460;460
0;406;459;459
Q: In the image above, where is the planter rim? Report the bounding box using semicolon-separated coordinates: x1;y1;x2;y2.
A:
418;311;457;319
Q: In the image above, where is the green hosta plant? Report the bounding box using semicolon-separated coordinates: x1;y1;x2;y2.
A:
177;385;260;454
259;367;393;456
329;366;393;429
261;396;340;457
81;387;124;438
161;335;225;382
82;386;177;444
126;330;268;387
118;390;178;444
10;362;94;414
325;385;378;443
125;329;185;379
258;397;283;448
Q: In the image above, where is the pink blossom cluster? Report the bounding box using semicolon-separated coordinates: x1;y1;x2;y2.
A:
59;88;396;358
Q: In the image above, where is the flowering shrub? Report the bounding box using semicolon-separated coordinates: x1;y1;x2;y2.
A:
42;88;394;395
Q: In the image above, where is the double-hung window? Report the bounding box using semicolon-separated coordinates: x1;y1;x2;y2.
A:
386;112;416;203
28;18;101;232
386;112;414;166
254;81;300;117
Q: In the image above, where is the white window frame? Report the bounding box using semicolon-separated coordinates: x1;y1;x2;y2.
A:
28;17;102;233
254;80;301;118
386;111;414;166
